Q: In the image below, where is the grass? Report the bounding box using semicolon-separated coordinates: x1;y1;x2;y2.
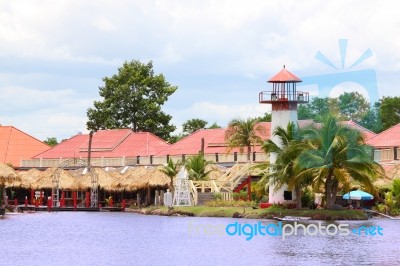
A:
135;206;368;220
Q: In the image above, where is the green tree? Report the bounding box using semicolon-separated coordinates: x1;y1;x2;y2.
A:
262;122;311;209
43;137;58;147
337;92;370;121
86;60;177;140
380;96;400;130
225;118;263;162
256;112;272;122
182;118;208;135
185;153;212;180
208;122;221;129
358;101;383;133
298;97;338;121
159;158;180;192
298;114;383;209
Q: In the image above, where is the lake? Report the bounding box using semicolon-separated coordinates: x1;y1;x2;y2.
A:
1;212;399;265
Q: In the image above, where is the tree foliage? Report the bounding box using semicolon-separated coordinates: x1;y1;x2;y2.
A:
298;114;383;209
380;96;400;130
182;118;208;135
225;118;263;161
43;137;58;147
185;153;212;180
159;158;180;192
86;60;177;140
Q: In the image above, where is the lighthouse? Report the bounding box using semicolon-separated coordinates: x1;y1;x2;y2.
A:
259;66;309;203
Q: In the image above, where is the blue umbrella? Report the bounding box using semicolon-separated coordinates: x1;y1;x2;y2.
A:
343;190;374;200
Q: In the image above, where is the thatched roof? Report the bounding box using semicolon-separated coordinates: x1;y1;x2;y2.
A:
16;168;42;188
148;167;170;187
111;167;148;191
32;168;78;190
0;163;19;185
75;168;118;191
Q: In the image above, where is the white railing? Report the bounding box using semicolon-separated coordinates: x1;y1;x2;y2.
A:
210;180;220;193
189;180;198;206
21;153;268;168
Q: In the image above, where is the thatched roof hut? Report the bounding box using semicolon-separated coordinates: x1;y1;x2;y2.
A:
111;167;148;191
32;168;77;190
0;163;19;186
148;166;170;187
16;168;42;188
75;168;118;191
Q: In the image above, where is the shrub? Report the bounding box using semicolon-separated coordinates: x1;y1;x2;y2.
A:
260;195;268;203
205;200;252;207
213;192;222;200
239;191;248;200
232;192;240;201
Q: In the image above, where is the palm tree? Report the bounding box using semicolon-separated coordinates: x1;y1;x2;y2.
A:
262;122;311;209
159;158;180;192
298;114;383;209
225;118;263;162
185;153;213;180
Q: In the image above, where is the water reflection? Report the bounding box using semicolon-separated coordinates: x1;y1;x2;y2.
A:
1;213;399;266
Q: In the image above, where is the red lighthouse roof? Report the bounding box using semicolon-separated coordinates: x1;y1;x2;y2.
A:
268;66;302;83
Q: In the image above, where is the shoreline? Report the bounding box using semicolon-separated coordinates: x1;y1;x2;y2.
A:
128;206;370;220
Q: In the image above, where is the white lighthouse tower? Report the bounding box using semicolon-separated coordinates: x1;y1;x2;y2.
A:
259;66;309;203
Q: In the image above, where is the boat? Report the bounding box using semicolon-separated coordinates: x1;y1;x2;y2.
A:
273;216;311;221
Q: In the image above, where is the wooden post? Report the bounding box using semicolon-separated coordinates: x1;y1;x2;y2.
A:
122;199;126;211
109;197;113;207
247;176;251;201
85;191;90;208
24;196;28;208
47;196;52;212
30;189;34;205
146;187;151;206
14;198;17;207
155;190;159;206
39;191;43;205
137;194;141;208
60;191;65;207
160;191;164;206
73;191;77;211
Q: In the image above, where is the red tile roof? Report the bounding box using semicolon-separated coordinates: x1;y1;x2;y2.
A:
366;123;400;148
268;67;302;83
155;120;376;156
156;122;271;156
0;126;50;167
338;120;377;140
33;129;170;159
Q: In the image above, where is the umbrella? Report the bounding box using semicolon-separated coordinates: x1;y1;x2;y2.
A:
343;190;374;200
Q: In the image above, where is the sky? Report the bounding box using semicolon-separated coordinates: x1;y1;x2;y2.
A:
1;0;400;142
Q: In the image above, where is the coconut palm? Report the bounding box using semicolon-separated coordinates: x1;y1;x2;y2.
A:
159;158;180;192
225;118;263;162
262;122;311;209
298;114;383;209
185;153;212;180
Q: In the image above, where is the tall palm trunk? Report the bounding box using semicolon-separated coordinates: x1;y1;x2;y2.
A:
295;185;302;209
325;169;335;209
247;145;251;162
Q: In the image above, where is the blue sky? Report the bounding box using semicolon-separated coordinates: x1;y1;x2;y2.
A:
1;1;399;141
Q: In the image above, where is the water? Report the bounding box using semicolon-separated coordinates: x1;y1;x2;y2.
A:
1;212;400;266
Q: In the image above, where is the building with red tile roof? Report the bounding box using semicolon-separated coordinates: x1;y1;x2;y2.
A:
366;123;400;148
0;126;50;167
32;129;170;160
